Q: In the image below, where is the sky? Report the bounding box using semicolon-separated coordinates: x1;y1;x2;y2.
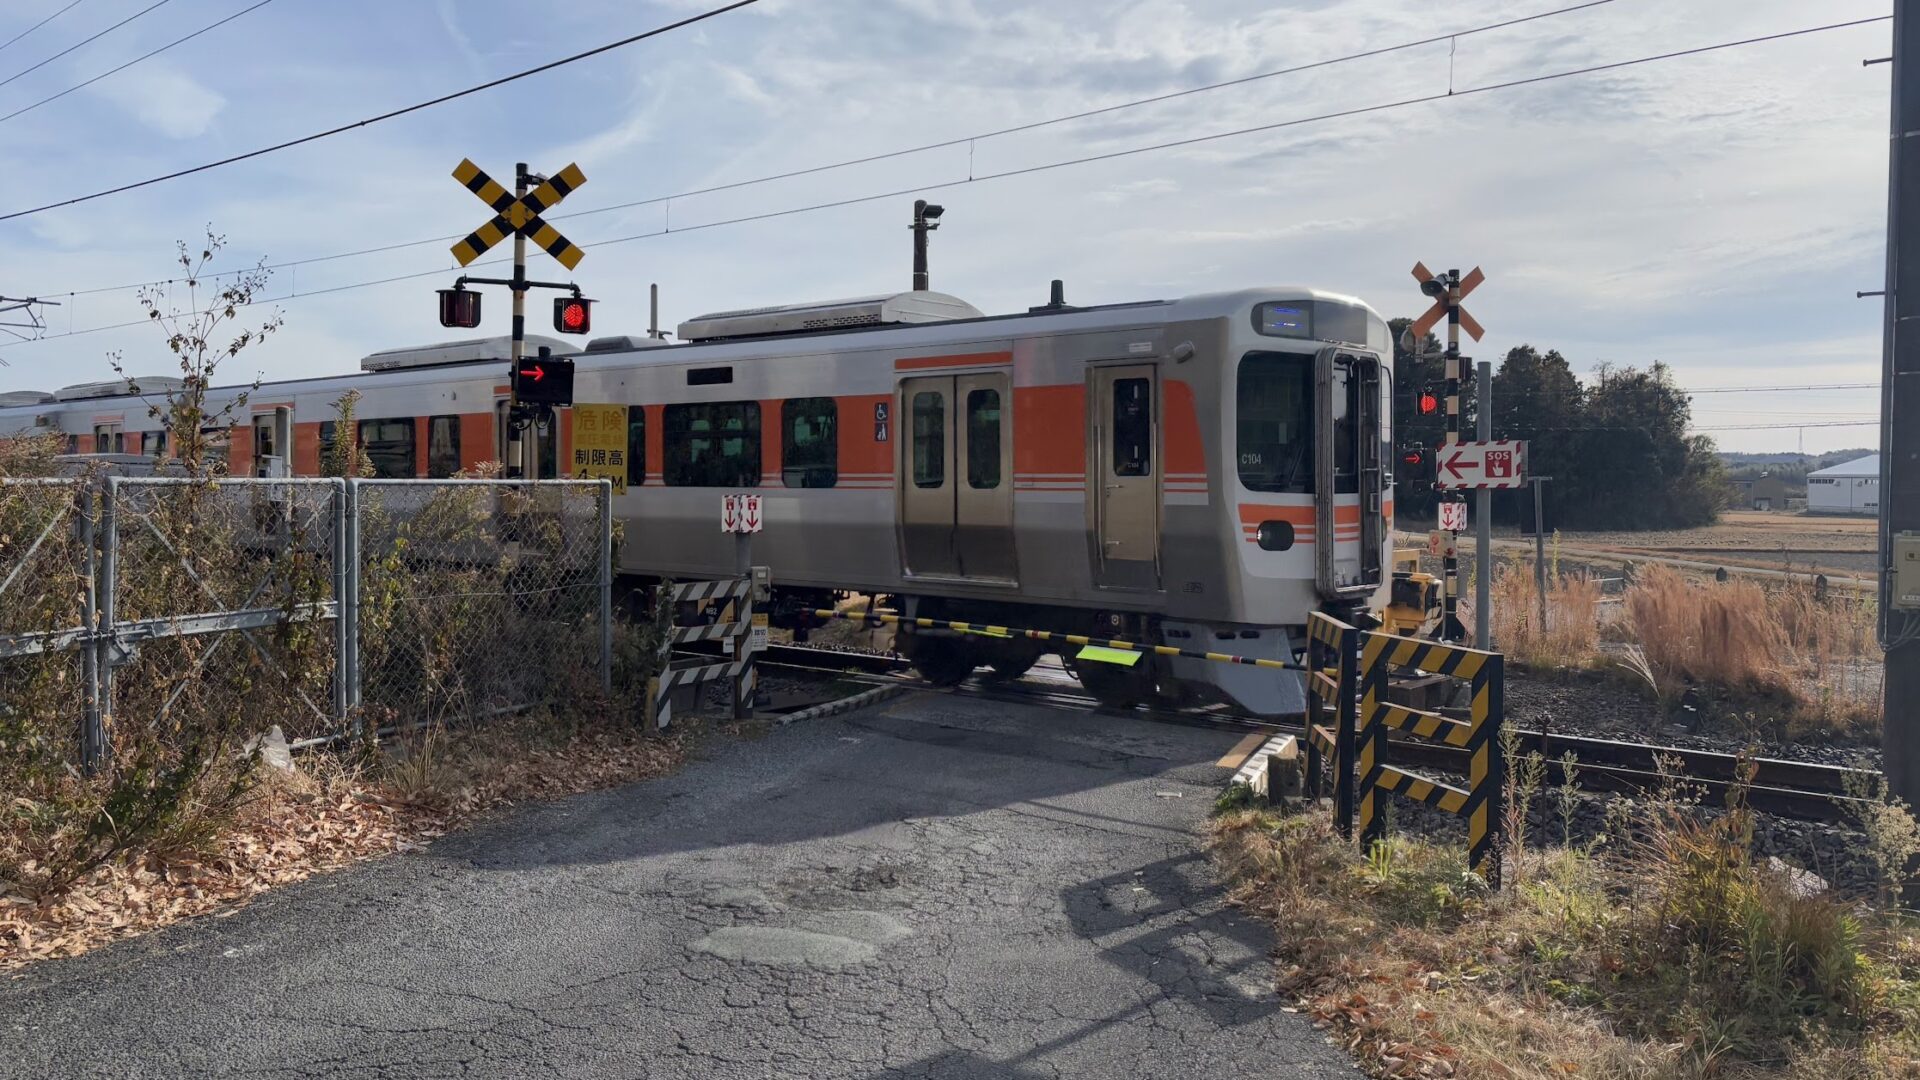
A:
0;0;1894;455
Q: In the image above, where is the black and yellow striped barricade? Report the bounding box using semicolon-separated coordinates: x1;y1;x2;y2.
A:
1356;631;1506;887
1302;611;1358;837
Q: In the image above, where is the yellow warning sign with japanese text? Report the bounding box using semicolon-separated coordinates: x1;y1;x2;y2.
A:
571;403;629;495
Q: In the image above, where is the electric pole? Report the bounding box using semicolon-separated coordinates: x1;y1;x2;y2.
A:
1882;0;1920;805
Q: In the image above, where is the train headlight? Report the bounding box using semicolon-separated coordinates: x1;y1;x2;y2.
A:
1255;520;1295;551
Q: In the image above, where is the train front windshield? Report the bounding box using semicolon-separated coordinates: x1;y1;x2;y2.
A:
1235;351;1313;494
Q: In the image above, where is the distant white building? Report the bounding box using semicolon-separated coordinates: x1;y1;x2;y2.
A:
1806;454;1880;514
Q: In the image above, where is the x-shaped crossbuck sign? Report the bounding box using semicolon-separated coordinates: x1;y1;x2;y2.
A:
1408;262;1485;342
450;159;587;270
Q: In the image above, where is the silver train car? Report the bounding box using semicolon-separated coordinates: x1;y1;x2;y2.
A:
0;285;1396;714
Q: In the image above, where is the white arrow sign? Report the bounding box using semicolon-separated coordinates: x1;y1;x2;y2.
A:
1435;440;1528;490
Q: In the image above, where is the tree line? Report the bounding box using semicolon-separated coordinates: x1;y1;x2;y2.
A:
1390;317;1728;532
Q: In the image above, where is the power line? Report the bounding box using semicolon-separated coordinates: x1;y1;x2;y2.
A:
1693;420;1879;431
1;13;1889;350
0;0;171;92
44;0;1623;300
0;0;764;225
0;0;91;57
0;0;275;126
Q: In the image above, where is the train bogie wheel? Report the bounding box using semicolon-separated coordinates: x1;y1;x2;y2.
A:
985;641;1045;680
908;639;978;686
1072;657;1156;710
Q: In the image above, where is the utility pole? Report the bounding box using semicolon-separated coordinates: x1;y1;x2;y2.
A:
509;163;531;479
1475;359;1493;648
1443;271;1467;640
1882;0;1920;805
910;199;944;291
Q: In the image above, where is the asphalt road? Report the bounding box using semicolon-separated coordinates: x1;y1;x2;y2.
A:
1;693;1355;1079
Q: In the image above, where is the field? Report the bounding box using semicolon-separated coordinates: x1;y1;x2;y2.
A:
1510;510;1878;580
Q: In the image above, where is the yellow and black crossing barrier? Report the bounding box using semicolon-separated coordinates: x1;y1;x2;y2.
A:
1302;611;1359;838
1356;632;1505;886
808;609;1306;672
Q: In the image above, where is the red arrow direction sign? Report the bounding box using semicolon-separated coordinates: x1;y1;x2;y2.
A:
1433;440;1528;490
525;365;545;382
741;495;763;533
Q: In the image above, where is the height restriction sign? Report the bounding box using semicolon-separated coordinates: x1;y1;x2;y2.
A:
571;404;628;494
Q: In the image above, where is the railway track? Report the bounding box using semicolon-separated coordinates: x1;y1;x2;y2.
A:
740;643;1876;823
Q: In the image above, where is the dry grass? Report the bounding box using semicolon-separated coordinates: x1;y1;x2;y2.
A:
0;714;688;972
1473;562;1603;669
1211;787;1920;1079
1623;566;1881;738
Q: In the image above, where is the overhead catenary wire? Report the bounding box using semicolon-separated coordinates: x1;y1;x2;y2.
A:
0;0;171;92
0;0;276;126
43;0;1625;300
0;0;92;57
0;0;764;225
0;13;1890;350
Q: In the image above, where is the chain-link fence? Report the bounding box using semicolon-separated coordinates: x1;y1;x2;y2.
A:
0;476;611;768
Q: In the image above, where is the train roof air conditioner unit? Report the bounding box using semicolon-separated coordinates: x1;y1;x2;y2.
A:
0;390;55;407
52;376;184;401
361;334;571;372
676;291;983;342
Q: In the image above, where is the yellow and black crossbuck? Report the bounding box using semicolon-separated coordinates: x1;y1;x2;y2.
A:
450;159;587;271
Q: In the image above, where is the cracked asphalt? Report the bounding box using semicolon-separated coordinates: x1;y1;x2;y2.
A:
1;692;1356;1079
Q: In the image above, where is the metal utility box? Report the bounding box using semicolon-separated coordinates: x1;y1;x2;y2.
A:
1898;533;1920;610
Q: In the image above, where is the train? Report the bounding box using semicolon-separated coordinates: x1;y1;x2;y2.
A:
0;282;1397;716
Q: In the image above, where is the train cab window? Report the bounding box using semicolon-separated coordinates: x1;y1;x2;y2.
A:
1236;352;1313;493
781;397;837;488
965;389;1000;489
427;415;461;478
664;401;760;487
911;391;944;488
626;409;646;488
358;418;417;479
1111;378;1151;477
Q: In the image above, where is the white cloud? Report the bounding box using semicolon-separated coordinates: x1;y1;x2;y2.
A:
89;66;225;140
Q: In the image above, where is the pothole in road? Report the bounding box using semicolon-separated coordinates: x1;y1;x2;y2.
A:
689;910;913;971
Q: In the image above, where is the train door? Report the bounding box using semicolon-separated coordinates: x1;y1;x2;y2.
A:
897;372;1016;581
1088;364;1159;589
1313;348;1385;600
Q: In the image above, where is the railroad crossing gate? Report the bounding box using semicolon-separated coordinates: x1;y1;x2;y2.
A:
1357;632;1506;885
1302;611;1360;838
450;159;587;270
646;574;761;730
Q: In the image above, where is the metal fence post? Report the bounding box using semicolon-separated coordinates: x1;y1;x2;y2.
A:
93;477;119;771
76;482;102;772
1304;630;1325;802
344;478;362;730
1469;653;1507;888
331;478;350;729
1333;621;1358;839
599;478;613;693
1356;632;1389;848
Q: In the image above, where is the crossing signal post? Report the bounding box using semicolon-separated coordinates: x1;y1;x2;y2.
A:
439;158;593;478
1407;263;1486;641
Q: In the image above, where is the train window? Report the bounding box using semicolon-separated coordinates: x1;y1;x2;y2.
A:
782;397;838;488
427;415;461;478
358;418;417;479
911;391;944;488
1236;352;1313;493
664;401;760;487
965;389;1000;489
1111;378;1151;477
627;409;646;488
142;430;167;457
93;424;124;454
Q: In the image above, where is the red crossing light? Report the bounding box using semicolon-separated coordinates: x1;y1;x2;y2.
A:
438;287;481;329
553;296;593;335
1418;391;1440;416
